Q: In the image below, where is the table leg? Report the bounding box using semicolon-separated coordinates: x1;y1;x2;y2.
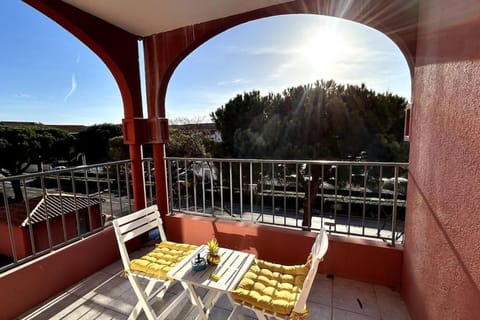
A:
185;283;208;320
203;290;222;318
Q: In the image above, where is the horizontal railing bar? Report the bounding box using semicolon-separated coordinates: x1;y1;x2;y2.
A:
165;157;408;168
0;159;134;182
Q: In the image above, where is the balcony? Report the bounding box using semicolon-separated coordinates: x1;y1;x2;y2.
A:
0;160;408;319
21;245;410;320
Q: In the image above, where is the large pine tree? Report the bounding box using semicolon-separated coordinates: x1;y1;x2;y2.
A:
211;80;408;228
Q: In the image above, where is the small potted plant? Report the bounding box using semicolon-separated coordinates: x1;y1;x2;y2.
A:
206;238;221;265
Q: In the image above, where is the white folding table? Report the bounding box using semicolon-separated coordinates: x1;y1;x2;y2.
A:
167;245;255;320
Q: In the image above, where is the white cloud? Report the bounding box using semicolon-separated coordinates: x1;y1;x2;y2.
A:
216;78;250;86
221;44;298;57
15;93;32;99
64;74;77;102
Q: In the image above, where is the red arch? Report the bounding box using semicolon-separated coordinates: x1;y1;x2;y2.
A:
144;0;417;119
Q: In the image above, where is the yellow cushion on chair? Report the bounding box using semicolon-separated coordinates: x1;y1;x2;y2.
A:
129;241;197;280
230;258;310;315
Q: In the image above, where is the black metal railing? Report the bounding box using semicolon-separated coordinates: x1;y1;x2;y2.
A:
166;157;408;246
0;156;408;273
0;159;156;273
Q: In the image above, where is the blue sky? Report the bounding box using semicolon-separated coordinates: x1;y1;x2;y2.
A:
0;1;411;125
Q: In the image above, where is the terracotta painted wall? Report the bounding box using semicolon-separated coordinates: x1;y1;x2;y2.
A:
165;214;403;288
0;227;120;320
0;223;30;259
403;0;480;319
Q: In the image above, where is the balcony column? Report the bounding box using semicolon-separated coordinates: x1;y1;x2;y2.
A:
142;29;197;219
122;66;147;211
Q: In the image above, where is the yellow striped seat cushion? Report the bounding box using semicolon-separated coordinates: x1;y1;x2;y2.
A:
129;241;197;280
230;257;310;315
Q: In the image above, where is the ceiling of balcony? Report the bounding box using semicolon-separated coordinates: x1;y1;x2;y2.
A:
62;0;294;37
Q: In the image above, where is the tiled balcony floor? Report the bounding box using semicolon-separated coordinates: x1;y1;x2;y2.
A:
21;250;410;320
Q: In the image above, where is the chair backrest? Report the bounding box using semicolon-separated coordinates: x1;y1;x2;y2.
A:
292;229;329;314
112;205;167;270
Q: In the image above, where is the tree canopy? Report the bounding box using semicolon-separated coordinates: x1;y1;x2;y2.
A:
211;80;408;162
109;136;129;161
166;128;212;157
211;80;409;228
0;126;73;175
76;123;122;164
0;125;73;201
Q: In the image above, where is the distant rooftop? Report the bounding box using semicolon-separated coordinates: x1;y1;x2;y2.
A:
170;122;216;131
0;193;103;227
0;121;87;134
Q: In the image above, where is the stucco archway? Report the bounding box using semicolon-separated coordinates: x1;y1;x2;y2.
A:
23;0;418;216
141;1;417;216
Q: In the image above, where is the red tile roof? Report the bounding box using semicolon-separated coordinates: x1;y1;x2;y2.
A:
0;193;103;227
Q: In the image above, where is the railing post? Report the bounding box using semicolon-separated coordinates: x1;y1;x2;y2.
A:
2;183;18;262
391;165;399;246
153;144;169;220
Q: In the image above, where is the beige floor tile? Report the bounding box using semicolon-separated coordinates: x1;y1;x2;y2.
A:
374;285;411;320
239;307;258;319
76;300;107;320
212;292;234;311
88;292;134;316
67;271;115;297
86;273;131;300
20;293;85;320
208;306;239;320
48;298;96;320
333;277;380;318
22;250;411;320
307;301;332;320
94;308;128;320
333;308;378;320
309;274;334;306
100;260;123;276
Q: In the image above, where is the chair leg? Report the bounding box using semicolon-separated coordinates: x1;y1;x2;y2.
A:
127;276;157;320
129;278;158;319
253;308;269;320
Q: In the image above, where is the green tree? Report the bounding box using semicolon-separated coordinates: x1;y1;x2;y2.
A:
35;127;74;164
0;126;73;201
211;91;272;157
166;128;210;157
76;124;122;164
166;118;216;157
109;136;129;161
211;80;408;228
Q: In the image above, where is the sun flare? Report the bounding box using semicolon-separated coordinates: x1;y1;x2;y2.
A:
298;26;350;78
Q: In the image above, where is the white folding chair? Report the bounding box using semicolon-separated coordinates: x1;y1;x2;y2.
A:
229;229;329;319
113;205;197;320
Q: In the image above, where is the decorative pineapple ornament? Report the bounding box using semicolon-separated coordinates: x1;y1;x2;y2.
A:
206;238;221;265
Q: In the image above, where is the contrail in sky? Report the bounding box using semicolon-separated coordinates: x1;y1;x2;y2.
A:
64;74;77;102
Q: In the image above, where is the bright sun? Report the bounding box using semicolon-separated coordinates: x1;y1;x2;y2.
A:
298;26;350;78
